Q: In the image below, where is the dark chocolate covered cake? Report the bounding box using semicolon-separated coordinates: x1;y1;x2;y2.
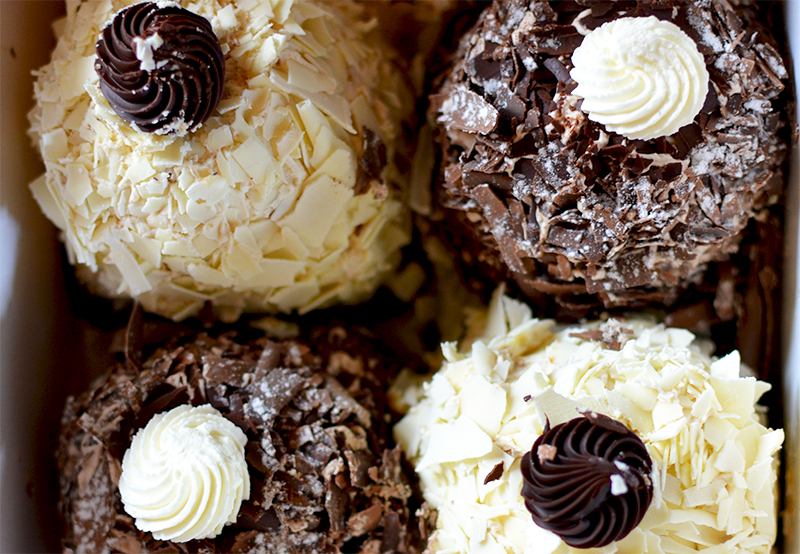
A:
57;317;423;553
430;0;790;318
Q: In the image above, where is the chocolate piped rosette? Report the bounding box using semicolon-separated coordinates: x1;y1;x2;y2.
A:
520;413;654;549
395;289;784;553
429;0;789;317
57;322;423;553
28;0;414;321
94;2;225;135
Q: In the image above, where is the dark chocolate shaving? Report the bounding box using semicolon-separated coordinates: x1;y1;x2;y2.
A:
95;2;225;134
483;462;504;485
520;413;653;548
57;327;424;553
569;323;634;351
356;127;388;195
124;302;144;371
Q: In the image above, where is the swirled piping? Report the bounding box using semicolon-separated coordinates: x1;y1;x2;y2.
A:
520;412;653;548
94;1;225;135
570;16;709;140
118;404;250;542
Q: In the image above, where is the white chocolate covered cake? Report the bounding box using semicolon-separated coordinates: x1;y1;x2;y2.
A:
28;0;414;321
395;290;784;553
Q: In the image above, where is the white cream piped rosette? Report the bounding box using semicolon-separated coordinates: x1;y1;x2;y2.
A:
118;404;250;542
570;16;709;140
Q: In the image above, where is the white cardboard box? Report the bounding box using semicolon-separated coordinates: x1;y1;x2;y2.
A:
1;1;798;552
1;2;75;551
782;2;800;552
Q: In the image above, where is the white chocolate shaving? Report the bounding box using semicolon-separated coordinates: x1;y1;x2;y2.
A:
133;33;164;72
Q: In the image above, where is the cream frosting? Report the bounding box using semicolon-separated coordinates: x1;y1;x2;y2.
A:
570;16;709;140
395;289;782;554
28;0;413;321
118;404;250;542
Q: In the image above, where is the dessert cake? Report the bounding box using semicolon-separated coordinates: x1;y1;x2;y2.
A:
57;315;423;553
396;290;784;553
28;0;414;322
429;0;790;319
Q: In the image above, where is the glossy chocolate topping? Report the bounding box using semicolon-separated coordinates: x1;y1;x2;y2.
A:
95;1;224;134
520;412;653;548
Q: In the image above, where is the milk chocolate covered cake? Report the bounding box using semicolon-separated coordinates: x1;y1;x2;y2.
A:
396;290;784;553
29;0;414;322
57;319;422;553
430;0;789;317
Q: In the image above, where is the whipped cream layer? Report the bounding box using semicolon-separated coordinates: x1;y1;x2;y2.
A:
28;0;413;321
396;290;783;554
119;404;250;542
571;16;709;140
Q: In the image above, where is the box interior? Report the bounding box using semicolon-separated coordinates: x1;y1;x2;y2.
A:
1;2;799;552
782;2;800;552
